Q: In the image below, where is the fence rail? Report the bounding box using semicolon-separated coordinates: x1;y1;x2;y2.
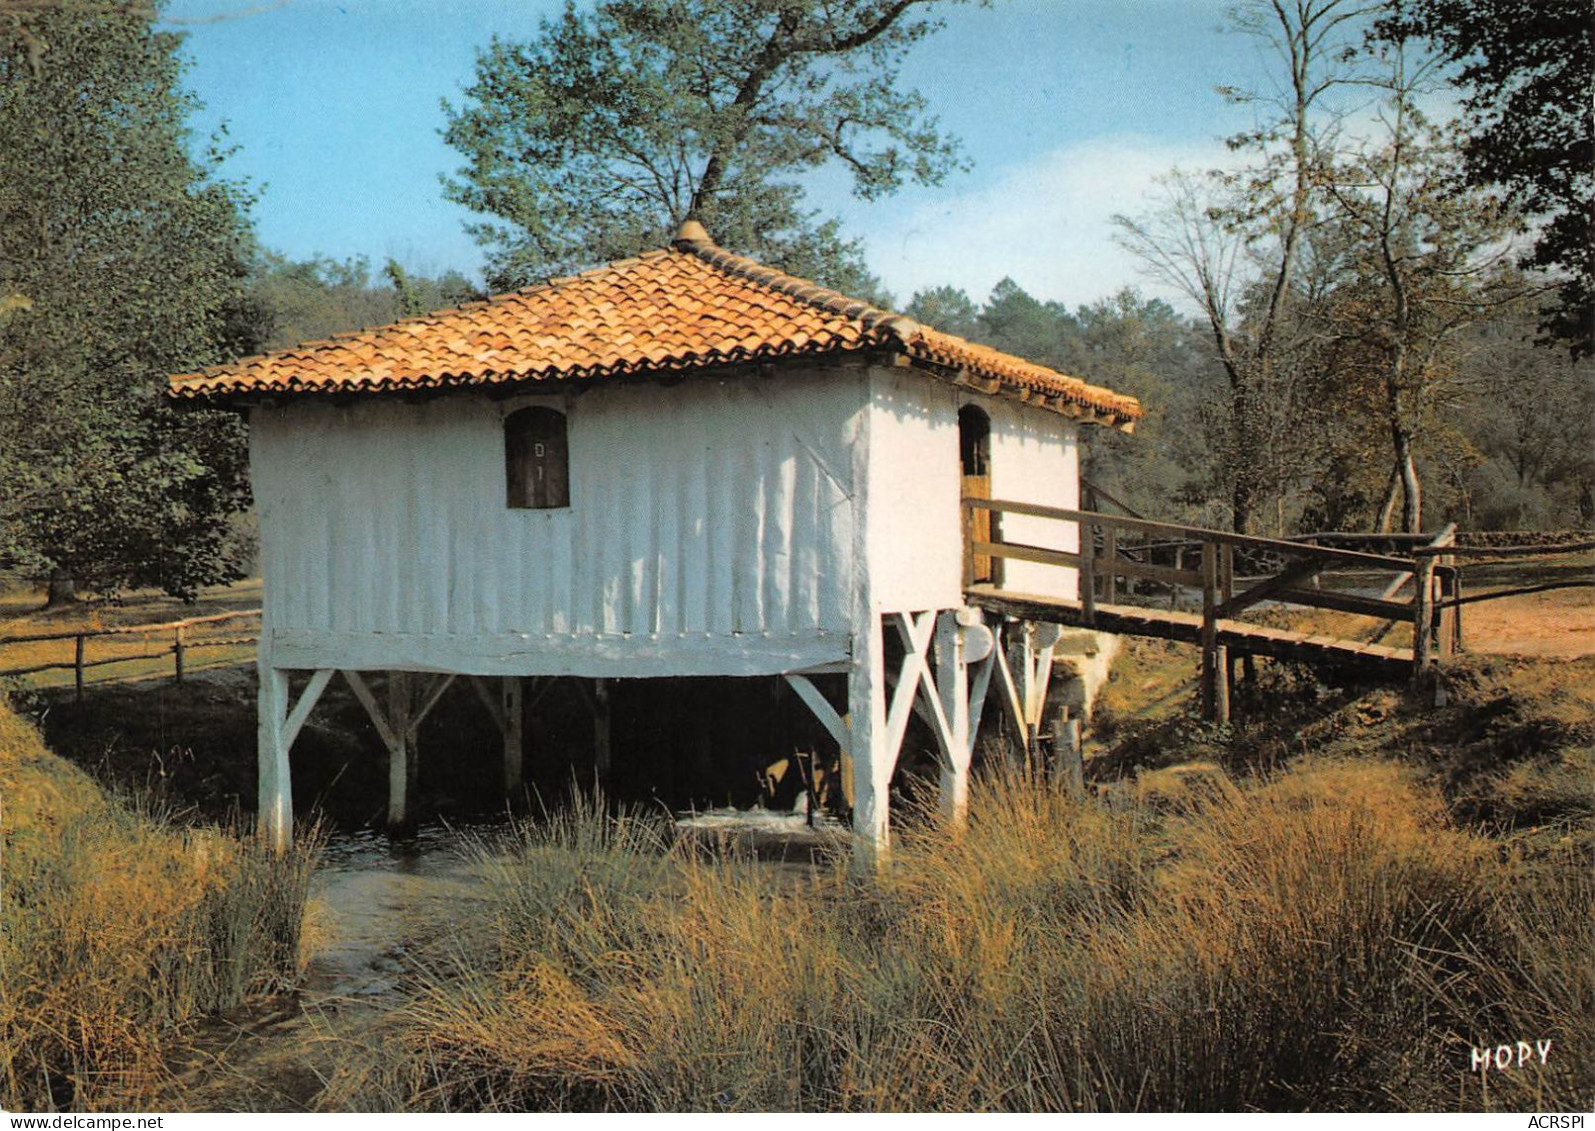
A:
0;609;260;699
963;499;1465;719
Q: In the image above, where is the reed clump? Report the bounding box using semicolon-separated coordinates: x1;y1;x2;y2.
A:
0;701;317;1111
338;759;1590;1112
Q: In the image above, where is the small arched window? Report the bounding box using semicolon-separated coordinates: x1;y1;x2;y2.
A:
505;406;569;509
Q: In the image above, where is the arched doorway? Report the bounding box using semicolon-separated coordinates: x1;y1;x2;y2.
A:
959;405;998;584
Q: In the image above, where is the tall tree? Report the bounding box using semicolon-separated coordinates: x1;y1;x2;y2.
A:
904;284;980;339
1115;0;1370;534
1386;0;1594;356
1311;33;1524;532
441;0;974;292
1452;303;1595;529
0;1;258;600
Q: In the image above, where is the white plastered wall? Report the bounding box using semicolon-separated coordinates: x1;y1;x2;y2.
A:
856;365;1083;613
985;396;1081;599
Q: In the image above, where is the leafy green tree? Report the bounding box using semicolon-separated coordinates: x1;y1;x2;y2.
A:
441;0;975;293
0;1;258;600
1453;306;1595;528
1385;0;1593;356
1060;289;1226;525
904;284;980;339
1311;32;1527;533
244;253;484;351
976;278;1078;369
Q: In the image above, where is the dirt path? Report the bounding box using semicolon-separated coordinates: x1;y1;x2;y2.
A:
1459;587;1595;658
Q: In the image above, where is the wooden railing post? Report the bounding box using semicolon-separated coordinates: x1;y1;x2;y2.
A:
1079;519;1096;626
962;500;976;589
174;624;186;684
1201;539;1221;721
1437;566;1457;656
74;634;85;703
1103;525;1118;604
1413;554;1437;684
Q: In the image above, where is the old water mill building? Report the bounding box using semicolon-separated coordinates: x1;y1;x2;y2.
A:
168;222;1142;861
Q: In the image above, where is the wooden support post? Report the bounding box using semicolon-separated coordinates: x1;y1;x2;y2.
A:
74;634;85;703
252;666;332;853
173;624;186;684
1054;707;1084;794
1200;541;1220;720
593;677;612;786
935;611;971;828
962;502;977;590
1079;521;1096;626
1003;629;1034;770
387;672;413;831
257;662;292;853
849;613;891;870
1413;555;1437;684
1102;525;1118;605
1213;643;1230;726
502;676;524;795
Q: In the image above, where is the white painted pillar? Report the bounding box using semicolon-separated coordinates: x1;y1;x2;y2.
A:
848;612;891;869
503;676;524;794
387;671;412;830
935;611;972;828
257;661;292;853
1005;628;1033;769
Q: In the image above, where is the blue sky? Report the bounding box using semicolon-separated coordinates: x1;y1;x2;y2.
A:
162;0;1280;309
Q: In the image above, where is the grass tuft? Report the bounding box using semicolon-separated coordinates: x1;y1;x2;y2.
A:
329;759;1591;1112
0;699;316;1111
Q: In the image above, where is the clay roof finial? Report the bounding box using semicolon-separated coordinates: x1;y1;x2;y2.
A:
674;217;712;246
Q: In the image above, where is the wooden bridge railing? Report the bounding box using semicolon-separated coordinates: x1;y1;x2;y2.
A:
0;609;261;701
963;499;1463;713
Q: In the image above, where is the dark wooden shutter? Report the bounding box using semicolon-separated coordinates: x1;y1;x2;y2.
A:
505;406;569;509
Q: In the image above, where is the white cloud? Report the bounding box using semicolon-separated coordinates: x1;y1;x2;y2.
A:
859;135;1238;312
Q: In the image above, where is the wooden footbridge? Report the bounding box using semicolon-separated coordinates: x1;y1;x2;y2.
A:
962;498;1467;721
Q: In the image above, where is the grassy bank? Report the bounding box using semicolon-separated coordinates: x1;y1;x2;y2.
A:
325;748;1591;1112
0;699;316;1111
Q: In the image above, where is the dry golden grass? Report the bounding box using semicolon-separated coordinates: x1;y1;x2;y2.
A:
0;697;315;1111
327;761;1591;1113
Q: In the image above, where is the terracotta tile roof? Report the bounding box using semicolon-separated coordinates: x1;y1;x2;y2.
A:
169;222;1141;428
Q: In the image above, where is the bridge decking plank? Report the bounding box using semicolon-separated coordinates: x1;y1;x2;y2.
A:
964;585;1413;674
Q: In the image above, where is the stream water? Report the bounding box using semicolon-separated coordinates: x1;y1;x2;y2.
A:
300;809;844;1003
301;821;505;1002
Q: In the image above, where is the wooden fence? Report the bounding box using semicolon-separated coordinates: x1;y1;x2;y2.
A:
964;499;1465;717
0;609;261;700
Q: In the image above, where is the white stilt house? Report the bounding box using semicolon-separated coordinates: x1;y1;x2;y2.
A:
168;222;1140;861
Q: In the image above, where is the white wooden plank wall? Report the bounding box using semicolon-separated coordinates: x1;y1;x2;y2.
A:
251;369;864;676
864;369;965;615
